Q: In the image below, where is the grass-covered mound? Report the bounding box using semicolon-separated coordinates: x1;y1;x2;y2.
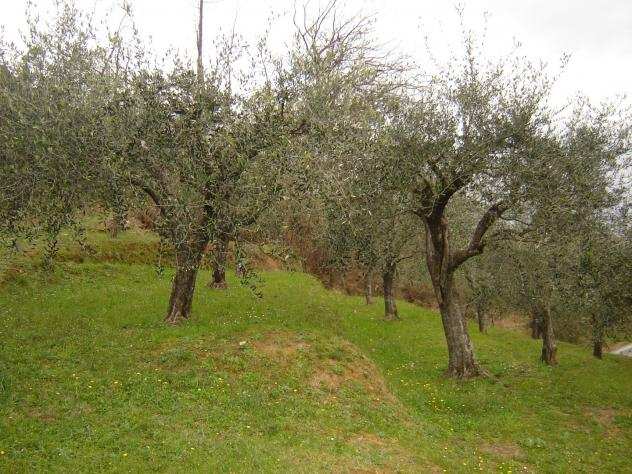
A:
1;263;631;472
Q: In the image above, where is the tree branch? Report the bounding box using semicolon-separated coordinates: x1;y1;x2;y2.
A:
395;253;416;264
450;201;510;270
130;178;168;219
416;171;467;222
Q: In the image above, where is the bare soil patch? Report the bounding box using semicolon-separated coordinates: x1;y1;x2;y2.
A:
480;442;524;459
251;331;310;358
308;341;395;403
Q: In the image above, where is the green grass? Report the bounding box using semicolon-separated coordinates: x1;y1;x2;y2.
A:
1;260;631;473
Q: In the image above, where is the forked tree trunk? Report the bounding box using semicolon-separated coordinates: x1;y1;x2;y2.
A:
364;271;374;305
424;219;480;378
540;306;557;365
209;236;228;289
165;238;207;324
383;265;398;321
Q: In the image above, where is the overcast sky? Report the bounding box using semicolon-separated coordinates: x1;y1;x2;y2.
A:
2;0;631;107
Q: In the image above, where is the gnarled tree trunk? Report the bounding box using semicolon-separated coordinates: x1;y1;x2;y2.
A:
364;270;374;305
383;264;398;320
424;218;480;378
436;274;479;377
540;305;557;365
165;237;208;324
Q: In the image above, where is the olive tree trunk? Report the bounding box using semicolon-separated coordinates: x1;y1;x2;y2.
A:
435;273;479;377
476;306;488;334
593;339;603;359
417;199;505;377
591;317;604;359
165;237;208;324
364;270;374;305
540;305;557;365
209;235;228;289
424;219;480;378
106;211;127;238
530;312;542;339
382;264;398;321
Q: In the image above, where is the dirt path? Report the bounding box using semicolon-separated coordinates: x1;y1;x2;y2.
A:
610;343;632;357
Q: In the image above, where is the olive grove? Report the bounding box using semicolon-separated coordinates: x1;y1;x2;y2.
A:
1;1;630;378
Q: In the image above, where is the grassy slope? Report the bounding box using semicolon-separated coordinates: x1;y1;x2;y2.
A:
0;261;631;473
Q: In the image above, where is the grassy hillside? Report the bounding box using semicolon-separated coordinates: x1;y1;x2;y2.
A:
1;262;631;473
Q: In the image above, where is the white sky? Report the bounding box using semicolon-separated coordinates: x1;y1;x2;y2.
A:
2;0;631;107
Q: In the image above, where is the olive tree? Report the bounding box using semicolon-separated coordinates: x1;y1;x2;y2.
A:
108;0;396;323
1;1;306;324
0;3;118;264
463;101;631;364
318;178;420;320
104;38;307;322
534;101;631;361
561;105;632;357
385;44;557;377
574;228;632;358
275;1;413;308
